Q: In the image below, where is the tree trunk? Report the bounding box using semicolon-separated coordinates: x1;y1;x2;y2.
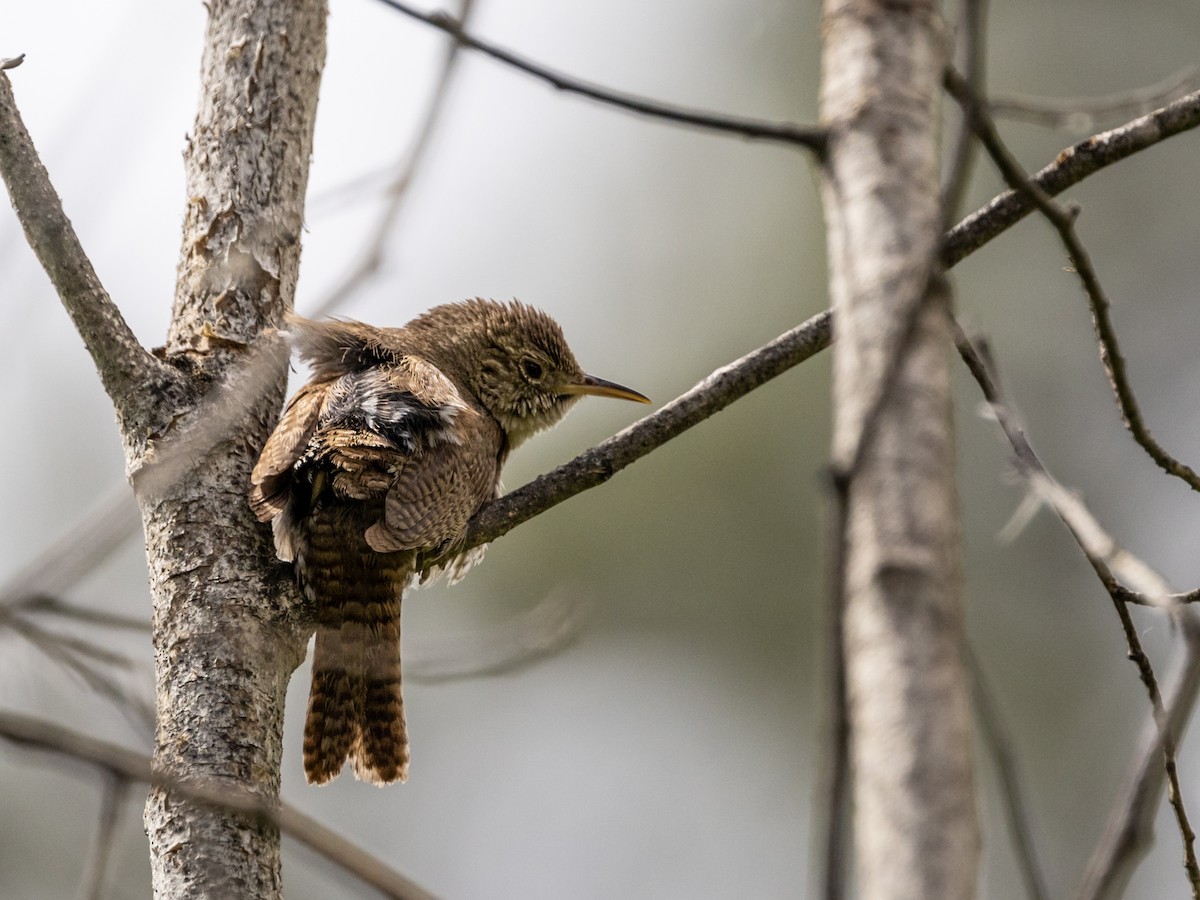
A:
138;1;327;897
819;1;980;897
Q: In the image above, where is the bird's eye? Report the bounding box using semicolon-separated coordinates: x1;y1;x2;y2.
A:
521;359;544;381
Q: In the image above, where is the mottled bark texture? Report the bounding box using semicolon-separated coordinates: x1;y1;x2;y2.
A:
138;1;328;898
3;2;325;895
819;1;980;899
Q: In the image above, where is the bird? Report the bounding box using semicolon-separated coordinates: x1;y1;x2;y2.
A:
248;298;650;785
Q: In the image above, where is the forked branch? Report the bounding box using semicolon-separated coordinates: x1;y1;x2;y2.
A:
946;69;1200;493
955;328;1200;897
0;68;184;427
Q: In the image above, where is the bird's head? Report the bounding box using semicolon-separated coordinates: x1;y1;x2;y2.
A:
409;298;650;447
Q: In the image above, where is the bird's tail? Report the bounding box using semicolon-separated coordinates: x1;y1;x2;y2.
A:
299;513;412;785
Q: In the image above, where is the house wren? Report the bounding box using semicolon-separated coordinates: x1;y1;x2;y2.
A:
248;298;649;785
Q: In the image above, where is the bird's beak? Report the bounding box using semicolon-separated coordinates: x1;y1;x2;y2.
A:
563;373;652;404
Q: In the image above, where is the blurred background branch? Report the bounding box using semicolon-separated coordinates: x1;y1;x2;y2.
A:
0;711;437;900
956;327;1200;895
372;0;828;152
991;65;1200;131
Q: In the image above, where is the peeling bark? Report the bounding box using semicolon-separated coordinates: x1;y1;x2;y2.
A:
138;2;328;898
819;1;980;897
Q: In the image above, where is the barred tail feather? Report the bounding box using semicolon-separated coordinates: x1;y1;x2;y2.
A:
303;607;410;785
303;625;362;785
354;602;410;784
299;511;413;785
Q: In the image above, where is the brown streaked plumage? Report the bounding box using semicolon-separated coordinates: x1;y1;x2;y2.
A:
249;298;650;785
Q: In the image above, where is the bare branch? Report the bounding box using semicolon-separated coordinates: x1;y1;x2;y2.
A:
944;86;1200;267
955;328;1200;896
130;332;290;497
0;712;437;900
1077;612;1200;900
453;309;832;557
0;608;154;732
820;5;978;897
941;0;990;221
12;596;147;632
946;68;1200;493
991;66;1200;131
371;0;827;154
145;2;329;895
18;74;1200;614
0;70;183;424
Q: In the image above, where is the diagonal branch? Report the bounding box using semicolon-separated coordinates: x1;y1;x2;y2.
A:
0;482;141;610
454;309;833;557
0;66;184;425
1076;611;1200;900
371;0;827;154
944;85;1200;266
955;327;1200;897
941;0;990;221
78;774;129;900
946;68;1200;493
0;711;436;900
0;606;155;732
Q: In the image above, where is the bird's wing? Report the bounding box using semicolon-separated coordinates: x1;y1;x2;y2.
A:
304;357;501;552
339;360;502;553
249;378;331;521
252;353;501;553
364;408;502;553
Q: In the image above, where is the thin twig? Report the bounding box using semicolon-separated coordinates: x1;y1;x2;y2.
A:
946;68;1200;494
307;0;477;318
0;712;438;900
1076;611;1200;900
955;327;1200;897
944;86;1200;267
77;774;129;900
991;66;1200;131
941;0;990;221
968;645;1050;900
0;610;155;732
371;0;827;154
14;596;147;632
1;610;137;670
0;70;183;422
130;331;290;497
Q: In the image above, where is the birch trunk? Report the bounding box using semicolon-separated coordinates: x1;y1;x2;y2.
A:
819;1;980;897
136;2;327;897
